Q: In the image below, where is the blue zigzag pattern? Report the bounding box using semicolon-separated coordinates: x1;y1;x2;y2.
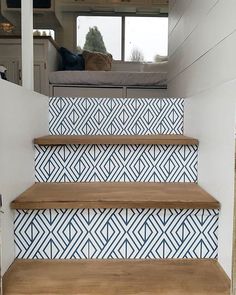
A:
14;96;214;261
35;144;198;182
14;209;218;259
49;97;184;135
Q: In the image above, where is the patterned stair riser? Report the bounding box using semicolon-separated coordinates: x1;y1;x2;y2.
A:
49;97;184;135
35;144;198;182
14;209;218;260
15;97;216;262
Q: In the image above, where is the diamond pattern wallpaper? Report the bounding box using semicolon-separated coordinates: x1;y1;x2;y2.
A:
14;208;218;259
35;144;198;182
13;96;217;261
49;97;184;135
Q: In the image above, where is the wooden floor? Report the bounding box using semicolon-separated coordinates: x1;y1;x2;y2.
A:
3;259;230;295
11;182;219;209
34;134;199;146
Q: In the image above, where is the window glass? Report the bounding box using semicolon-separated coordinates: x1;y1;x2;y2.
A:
125;17;168;62
76;16;168;62
77;16;122;60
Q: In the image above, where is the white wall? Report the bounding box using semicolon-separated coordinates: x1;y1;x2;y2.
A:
56;12;76;52
0;80;48;275
168;0;236;277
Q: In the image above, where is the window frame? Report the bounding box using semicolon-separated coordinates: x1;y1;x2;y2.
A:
76;13;168;62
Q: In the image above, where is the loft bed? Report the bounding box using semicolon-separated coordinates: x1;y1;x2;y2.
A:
49;61;168;98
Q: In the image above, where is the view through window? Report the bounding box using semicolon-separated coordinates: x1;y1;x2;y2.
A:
77;16;122;60
77;16;168;62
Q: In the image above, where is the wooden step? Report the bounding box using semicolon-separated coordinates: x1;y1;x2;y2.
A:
3;259;230;295
11;182;220;209
34;134;199;146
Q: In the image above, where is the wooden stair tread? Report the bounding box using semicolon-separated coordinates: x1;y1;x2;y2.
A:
11;182;220;209
3;259;230;295
34;134;199;145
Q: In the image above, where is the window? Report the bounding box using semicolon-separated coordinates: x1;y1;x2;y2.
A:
77;16;122;60
125;17;168;62
77;16;168;62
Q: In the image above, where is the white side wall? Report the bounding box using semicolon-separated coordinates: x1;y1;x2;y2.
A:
0;80;48;275
56;12;76;52
168;0;236;277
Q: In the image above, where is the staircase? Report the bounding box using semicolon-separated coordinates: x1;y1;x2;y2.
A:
3;97;230;294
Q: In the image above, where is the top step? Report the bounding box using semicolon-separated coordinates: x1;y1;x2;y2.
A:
49;97;184;136
34;135;198;146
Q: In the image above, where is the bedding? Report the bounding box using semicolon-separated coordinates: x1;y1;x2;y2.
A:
49;71;167;86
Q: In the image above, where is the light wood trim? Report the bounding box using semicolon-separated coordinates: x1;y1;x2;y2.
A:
34;135;199;146
11;182;219;209
3;259;230;295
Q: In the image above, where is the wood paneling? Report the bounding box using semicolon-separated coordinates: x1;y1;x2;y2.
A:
168;0;176;12
168;31;236;97
168;0;191;36
3;259;230;294
168;0;218;57
168;0;236;82
168;0;236;276
34;135;199;146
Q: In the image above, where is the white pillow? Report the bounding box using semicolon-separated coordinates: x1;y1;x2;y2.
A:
142;61;168;73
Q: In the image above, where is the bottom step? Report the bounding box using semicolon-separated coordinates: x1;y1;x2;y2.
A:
3;259;230;294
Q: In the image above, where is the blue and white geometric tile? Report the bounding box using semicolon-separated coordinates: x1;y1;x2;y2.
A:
14;209;218;259
35;144;198;182
49;97;184;135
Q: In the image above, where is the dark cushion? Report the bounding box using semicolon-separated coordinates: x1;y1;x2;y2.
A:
58;47;85;71
7;0;51;8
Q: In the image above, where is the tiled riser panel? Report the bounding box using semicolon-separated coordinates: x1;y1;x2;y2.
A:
15;209;218;259
35;144;198;182
49;97;184;135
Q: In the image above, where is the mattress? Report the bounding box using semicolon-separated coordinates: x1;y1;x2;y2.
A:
49;71;167;86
